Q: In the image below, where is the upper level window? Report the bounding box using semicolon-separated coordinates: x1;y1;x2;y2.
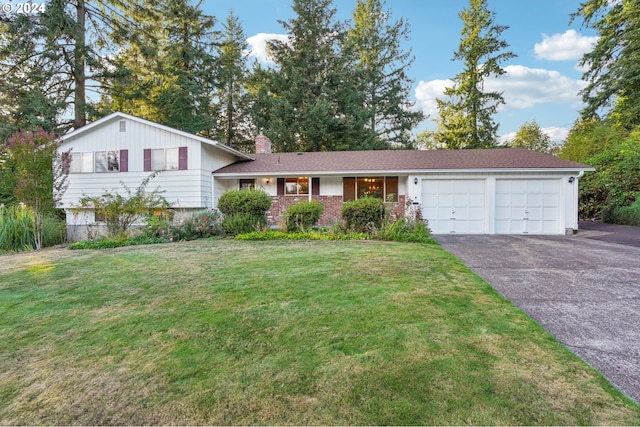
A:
286;177;308;195
95;151;120;173
70;152;93;173
152;148;178;171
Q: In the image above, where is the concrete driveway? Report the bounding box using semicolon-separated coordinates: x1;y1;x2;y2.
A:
435;224;640;404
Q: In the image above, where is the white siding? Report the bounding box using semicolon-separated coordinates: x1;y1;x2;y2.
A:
58;116;241;211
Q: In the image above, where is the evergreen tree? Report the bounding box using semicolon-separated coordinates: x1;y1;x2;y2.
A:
433;0;516;149
346;0;423;148
100;0;219;134
213;10;254;152
0;0;140;139
572;0;640;129
252;0;370;152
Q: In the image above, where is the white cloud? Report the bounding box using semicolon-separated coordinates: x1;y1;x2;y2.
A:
485;65;586;109
534;29;598;61
542;126;570;144
414;79;452;118
246;33;290;64
415;65;585;118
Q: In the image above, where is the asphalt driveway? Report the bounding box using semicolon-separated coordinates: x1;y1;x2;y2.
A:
435;223;640;404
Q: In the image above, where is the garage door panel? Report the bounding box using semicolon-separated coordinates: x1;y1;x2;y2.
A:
496;179;560;235
422;179;486;234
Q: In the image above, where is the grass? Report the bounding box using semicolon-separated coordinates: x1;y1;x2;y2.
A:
0;239;638;425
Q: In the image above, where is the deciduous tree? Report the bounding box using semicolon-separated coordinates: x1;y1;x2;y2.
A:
507;120;555;154
0;129;69;250
573;0;640;128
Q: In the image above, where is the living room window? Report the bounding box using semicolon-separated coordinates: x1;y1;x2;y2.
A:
343;176;398;202
286;177;309;195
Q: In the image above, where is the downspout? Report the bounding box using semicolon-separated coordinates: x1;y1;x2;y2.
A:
572;170;585;232
211;173;215;209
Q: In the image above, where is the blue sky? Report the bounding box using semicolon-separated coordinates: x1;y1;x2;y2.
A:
202;0;598;145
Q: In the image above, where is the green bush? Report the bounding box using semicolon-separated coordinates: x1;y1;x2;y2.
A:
612;199;640;226
341;197;385;233
42;215;67;248
222;213;267;236
168;209;223;241
68;235;169;250
217;190;272;216
377;217;435;244
283;200;324;232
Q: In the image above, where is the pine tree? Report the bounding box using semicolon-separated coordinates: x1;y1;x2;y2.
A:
0;0;142;139
346;0;424;148
433;0;516;149
213;10;254;152
252;0;370;152
99;0;219;134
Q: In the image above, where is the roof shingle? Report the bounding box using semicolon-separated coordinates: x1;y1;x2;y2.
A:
214;148;592;175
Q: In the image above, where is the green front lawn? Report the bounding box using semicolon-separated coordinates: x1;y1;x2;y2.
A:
1;239;638;425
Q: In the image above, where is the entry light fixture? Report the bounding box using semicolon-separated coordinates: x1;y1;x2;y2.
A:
265;178;271;184
414;177;419;185
568;177;575;184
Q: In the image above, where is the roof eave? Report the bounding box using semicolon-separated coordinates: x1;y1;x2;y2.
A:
213;167;595;178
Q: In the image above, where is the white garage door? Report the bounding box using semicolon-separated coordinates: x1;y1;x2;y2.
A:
496;179;561;234
422;180;485;234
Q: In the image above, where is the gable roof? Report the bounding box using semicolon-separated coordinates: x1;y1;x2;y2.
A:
61;111;254;161
214;148;593;176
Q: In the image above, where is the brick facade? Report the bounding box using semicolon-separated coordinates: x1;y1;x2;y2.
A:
266;195;407;227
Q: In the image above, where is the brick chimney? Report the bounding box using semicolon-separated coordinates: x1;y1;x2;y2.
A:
255;133;272;154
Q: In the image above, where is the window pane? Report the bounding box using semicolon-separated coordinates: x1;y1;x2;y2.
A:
357;177;383;199
240;179;255;190
297;177;309;194
386;177;398;202
70;153;82;173
166;148;178;170
81;152;93;173
107;151;119;171
95;152;107;172
285;178;298;195
151;149;165;171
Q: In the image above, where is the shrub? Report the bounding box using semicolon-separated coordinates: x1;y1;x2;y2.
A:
68;235;169;250
169;209;223;241
283;200;324;232
612;199;640;226
377;217;435;244
341;197;385;233
222;213;267;236
217;190;272;217
75;172;170;238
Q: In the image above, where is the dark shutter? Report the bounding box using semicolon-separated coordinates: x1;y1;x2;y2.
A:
343;177;356;201
277;178;285;196
120;149;128;172
179;146;188;170
312;177;320;196
143;149;151;171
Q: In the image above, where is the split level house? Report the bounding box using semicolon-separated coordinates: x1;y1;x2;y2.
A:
57;112;594;241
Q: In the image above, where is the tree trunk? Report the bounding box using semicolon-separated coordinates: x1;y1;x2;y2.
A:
73;0;87;129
